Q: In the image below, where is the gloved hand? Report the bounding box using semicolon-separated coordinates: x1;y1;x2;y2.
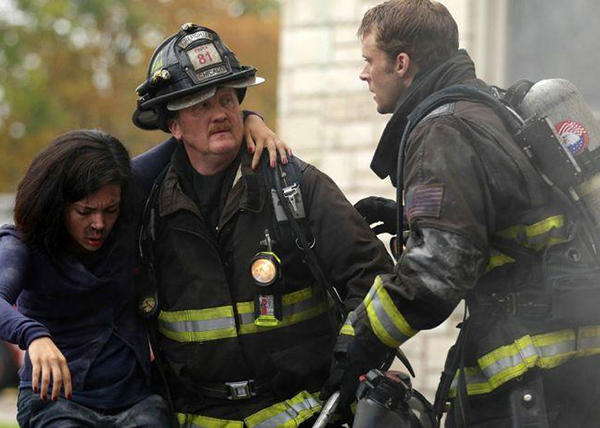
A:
320;336;361;424
320;334;391;423
354;196;397;235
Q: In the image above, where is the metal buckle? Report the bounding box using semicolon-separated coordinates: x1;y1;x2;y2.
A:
492;293;517;314
282;184;300;216
225;380;256;400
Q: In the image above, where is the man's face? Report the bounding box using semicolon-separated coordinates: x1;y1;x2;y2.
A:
169;87;244;172
63;183;121;254
359;32;407;114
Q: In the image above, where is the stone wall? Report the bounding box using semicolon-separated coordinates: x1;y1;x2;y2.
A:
0;194;13;226
277;0;481;399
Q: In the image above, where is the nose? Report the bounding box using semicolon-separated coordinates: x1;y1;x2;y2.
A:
359;64;370;82
90;213;105;232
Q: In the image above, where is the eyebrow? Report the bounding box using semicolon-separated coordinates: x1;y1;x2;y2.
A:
75;200;121;210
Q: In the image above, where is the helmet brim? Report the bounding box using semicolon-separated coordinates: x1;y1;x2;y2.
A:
132;74;264;132
166;75;265;111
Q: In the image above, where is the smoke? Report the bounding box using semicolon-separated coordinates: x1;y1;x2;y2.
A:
506;0;600;110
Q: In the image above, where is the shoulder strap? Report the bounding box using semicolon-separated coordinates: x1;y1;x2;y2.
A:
265;157;346;324
136;164;170;319
261;156;312;251
503;80;535;110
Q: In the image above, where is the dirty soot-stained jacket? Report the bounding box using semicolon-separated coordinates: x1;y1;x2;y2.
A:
351;49;600;401
151;145;393;425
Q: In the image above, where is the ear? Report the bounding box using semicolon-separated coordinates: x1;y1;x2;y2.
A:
168;118;182;140
394;52;412;78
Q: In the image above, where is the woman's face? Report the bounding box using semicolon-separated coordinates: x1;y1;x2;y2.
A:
63;183;121;254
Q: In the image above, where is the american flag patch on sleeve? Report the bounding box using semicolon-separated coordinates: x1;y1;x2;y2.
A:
405;184;444;221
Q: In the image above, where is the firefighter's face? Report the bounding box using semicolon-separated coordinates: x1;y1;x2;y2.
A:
169;87;244;174
359;32;412;114
63;183;121;254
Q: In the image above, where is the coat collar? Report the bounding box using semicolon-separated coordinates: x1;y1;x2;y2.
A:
158;145;267;223
370;49;480;182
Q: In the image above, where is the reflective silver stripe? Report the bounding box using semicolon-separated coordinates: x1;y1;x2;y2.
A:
238;311;255;325
238;291;322;326
159;317;235;334
580;334;600;349
250;395;321;428
481;338;577;380
481;343;539;379
449;327;600;396
367;286;414;345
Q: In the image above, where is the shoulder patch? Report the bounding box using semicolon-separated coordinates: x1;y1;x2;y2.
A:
405;184;444;221
422;103;455;123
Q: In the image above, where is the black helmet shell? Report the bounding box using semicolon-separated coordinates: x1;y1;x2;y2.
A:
132;23;263;131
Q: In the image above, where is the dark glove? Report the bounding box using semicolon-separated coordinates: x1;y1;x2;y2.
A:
320;336;360;424
354;196;397;235
320;334;391;422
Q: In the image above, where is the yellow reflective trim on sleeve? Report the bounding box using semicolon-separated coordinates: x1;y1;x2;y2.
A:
364;276;418;348
176;412;243;427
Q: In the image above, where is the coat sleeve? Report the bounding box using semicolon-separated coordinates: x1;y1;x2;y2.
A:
0;234;51;349
352;117;491;349
300;165;395;312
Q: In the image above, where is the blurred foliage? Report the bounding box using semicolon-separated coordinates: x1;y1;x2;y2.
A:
0;0;280;191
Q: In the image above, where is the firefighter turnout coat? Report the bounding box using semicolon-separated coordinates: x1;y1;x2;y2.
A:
150;145;393;427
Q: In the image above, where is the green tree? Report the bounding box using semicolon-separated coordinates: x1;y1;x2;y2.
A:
0;0;280;191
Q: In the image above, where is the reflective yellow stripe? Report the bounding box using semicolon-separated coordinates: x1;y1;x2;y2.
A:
160;287;328;342
176;413;243;427
340;311;356;336
449;326;600;397
364;276;418;348
485;251;515;272
245;391;322;427
495;215;567;251
340;324;355;336
237;287;328;335
176;391;321;428
158;306;237;342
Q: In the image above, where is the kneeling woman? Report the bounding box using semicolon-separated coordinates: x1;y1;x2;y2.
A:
0;130;171;427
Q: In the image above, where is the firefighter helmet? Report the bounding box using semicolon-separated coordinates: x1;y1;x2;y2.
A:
132;23;264;132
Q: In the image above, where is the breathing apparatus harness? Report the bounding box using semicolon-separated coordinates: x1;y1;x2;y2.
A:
393;81;600;427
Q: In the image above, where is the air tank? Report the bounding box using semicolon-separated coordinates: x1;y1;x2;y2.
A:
520;79;600;227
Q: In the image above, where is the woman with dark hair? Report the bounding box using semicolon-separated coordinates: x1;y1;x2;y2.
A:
0;129;172;427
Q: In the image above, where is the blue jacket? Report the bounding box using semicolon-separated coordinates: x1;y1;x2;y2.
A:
0;225;148;391
0;137;179;391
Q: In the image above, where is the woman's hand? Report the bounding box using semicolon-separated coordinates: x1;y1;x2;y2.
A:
28;337;72;401
244;114;292;170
